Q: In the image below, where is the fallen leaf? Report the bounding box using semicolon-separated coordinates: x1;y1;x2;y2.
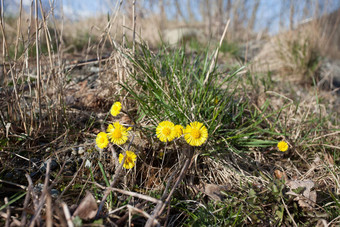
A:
72;191;98;220
197;183;230;201
120;115;134;125
274;169;288;181
286;180;317;210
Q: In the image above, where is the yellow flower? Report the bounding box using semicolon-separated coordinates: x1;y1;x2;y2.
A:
106;122;131;145
184;121;208;146
96;132;109;149
110;101;122;117
277;140;288;152
174;125;184;138
156;121;176;142
119;150;137;169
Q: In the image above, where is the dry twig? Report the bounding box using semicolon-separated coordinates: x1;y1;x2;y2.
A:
62;202;74;227
145;147;194;227
28;159;51;227
203;20;230;85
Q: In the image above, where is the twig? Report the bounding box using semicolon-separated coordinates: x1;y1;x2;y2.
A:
4;197;9;227
93;182;160;204
62;202;74;227
145;147;194;227
329;215;340;226
0;211;21;226
108;205;128;216
46;194;53;227
0;179;27;190
28;159;51;227
112;188;160;204
1;151;39;169
57;158;85;199
95;135;136;218
163;202;171;227
281;197;297;227
22;174;34;226
95;153;127;218
127;205;160;225
26;174;39;211
116;201;148;225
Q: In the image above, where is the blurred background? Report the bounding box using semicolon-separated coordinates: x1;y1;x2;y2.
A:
3;0;340;53
1;0;340;134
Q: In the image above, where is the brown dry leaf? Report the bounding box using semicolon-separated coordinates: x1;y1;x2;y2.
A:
274;169;288;181
286;180;317;210
72;191;98;220
197;183;230;201
120;115;134;125
79;80;88;92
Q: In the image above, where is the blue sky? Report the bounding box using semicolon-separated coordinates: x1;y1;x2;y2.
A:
5;0;340;34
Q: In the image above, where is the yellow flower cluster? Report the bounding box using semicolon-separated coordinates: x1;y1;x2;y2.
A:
156;120;208;146
95;101;136;169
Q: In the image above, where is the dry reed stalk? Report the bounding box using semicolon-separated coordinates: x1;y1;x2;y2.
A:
97;0;123;53
14;0;23;60
123;15;126;47
203;20;230;85
38;0;54;76
34;0;42;126
1;19;28;134
12;1;27;130
38;0;57;130
1;0;4;57
94;0;122;94
132;0;136;55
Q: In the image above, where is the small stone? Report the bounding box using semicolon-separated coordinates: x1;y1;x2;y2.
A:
51;189;59;198
90;66;100;73
78;147;85;155
71;148;78;156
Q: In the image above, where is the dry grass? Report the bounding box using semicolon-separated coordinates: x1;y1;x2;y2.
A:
0;1;339;226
